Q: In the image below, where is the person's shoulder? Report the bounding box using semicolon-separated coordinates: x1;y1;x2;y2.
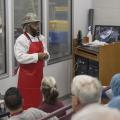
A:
57;100;65;106
58;100;64;104
15;34;29;45
26;107;48;118
27;107;47;113
39;34;45;41
27;107;41;111
16;34;27;41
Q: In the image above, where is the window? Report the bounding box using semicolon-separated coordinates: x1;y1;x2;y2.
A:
48;0;72;63
14;0;42;72
0;0;7;77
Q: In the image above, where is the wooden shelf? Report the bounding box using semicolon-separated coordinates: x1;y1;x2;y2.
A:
72;39;120;86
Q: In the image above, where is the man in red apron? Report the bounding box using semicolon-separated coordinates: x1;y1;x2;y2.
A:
14;13;49;109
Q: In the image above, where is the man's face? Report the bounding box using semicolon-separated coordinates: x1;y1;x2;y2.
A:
29;21;40;36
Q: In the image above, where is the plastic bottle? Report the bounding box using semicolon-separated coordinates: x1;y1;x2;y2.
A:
87;26;92;43
77;30;82;45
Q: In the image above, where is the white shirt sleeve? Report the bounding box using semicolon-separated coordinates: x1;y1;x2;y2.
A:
14;34;38;64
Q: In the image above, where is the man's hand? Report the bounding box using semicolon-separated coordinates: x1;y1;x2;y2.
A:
43;53;49;60
38;52;48;60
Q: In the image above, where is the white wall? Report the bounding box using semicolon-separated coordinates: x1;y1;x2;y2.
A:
93;0;120;25
73;0;93;38
0;76;17;94
0;0;92;97
44;60;72;97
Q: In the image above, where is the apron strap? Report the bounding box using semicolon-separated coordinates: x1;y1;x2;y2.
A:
37;36;41;42
24;32;32;42
24;32;41;42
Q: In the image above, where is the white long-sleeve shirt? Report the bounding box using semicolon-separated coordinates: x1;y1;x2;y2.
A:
14;33;49;64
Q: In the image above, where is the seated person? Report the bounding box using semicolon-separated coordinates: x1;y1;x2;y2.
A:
102;73;120;100
108;96;120;110
39;76;65;118
4;87;58;120
71;104;120;120
71;75;102;112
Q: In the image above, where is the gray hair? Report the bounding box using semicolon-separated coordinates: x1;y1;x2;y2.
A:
71;75;102;105
41;76;57;89
41;76;59;104
71;104;120;120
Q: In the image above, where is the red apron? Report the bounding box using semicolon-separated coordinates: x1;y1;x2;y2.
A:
18;33;44;109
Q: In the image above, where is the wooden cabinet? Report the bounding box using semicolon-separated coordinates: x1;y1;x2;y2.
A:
72;39;120;85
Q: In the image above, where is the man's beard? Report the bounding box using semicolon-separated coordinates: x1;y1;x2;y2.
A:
32;31;40;37
30;26;40;37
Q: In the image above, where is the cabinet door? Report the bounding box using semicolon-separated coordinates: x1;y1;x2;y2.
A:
75;55;99;78
88;60;99;77
75;56;88;75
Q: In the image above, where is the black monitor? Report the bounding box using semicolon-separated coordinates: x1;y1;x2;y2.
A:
94;25;120;43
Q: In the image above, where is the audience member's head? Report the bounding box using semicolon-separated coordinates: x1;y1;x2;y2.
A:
108;96;120;110
71;75;102;112
4;87;22;112
110;73;120;97
71;104;120;120
41;76;59;104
